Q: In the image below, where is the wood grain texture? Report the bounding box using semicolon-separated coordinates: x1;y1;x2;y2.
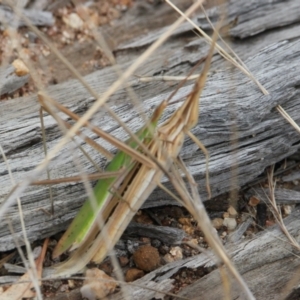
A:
177;210;300;299
246;187;300;205
0;0;300;253
123;222;187;245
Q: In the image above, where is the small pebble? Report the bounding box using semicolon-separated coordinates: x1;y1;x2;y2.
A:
223;218;237;231
125;268;144;282
164;253;174;263
12;59;29;77
133;245;160;272
164;246;183;263
170;246;183;260
80;268;117;300
68;279;75;289
283;205;293;215
212;218;224;230
63;13;84;30
248;196;260;207
227;205;238;217
223;212;230;218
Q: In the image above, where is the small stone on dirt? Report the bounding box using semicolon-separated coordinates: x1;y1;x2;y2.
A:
125;268;145;282
68;279;75;289
164;253;174;263
223;212;230;218
63;13;84;30
164;246;183;263
170;246;183;260
12;59;29;76
249;196;260;207
223;217;237;231
227;205;238;217
212;218;224;229
133;245;160;272
283;205;293;215
80;268;117;300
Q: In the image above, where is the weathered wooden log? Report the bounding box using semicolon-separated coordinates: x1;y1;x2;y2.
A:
176;209;300;300
0;0;300;255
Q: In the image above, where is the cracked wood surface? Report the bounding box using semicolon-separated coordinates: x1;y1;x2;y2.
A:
176;209;300;300
0;0;300;255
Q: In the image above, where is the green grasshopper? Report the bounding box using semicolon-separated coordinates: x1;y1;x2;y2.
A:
43;97;166;258
43;30;215;277
39;25;254;300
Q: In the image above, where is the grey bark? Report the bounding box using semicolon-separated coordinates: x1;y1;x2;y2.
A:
123;223;187;245
0;4;54;29
0;0;299;263
176;209;300;300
